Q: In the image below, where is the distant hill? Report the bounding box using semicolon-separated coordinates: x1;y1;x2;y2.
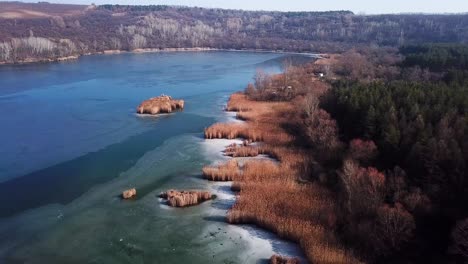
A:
0;2;468;63
0;1;87;19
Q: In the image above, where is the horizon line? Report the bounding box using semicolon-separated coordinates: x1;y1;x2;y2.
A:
4;1;468;16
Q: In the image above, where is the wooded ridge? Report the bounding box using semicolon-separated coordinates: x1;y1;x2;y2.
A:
1;2;468;63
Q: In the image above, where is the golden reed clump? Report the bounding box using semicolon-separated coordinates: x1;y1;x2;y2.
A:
204;123;264;141
226;93;252;111
122;188;136;199
204;93;362;264
136;95;184;114
203;159;281;182
159;190;212;207
270;255;300;264
223;143;264;157
202;159;241;181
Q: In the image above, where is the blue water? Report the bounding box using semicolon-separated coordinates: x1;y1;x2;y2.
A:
0;52;284;183
0;51;310;263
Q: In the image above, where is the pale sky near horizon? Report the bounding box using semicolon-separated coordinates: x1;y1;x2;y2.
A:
9;0;468;14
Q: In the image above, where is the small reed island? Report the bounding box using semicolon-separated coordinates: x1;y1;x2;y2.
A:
136;95;184;115
159;190;212;207
122;188;137;199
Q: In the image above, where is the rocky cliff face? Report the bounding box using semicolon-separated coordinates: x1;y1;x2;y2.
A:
136;95;184;115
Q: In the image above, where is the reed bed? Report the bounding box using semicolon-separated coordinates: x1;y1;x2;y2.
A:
203;159;280;182
224;144;262;157
242;160;281;181
226;93;253;111
122;188;136;199
159;190;212;207
204;93;362;263
270;255;300;264
202;159;241;181
204;122;264;141
236;111;254;121
136;95;184;114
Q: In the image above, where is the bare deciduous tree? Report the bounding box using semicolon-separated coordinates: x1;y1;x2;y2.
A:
131;34;147;49
0;42;12;61
375;204;415;254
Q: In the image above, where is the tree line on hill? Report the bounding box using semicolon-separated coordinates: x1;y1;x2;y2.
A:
1;3;468;63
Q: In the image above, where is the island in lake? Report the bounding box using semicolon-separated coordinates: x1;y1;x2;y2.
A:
136;95;185;115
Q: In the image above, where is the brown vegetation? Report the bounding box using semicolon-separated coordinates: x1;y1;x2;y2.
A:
337;158;418;257
204;123;254;140
202;159;241;181
223;143;264;157
204;93;361;263
122;188;136;199
341;159;386;217
136;95;184;115
270;254;300;264
348;139;378;163
203;46;468;263
0;2;87;19
245;61;333;102
205;94;295;144
159;190;212;207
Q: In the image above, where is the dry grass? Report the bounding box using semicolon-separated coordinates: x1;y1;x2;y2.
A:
202;159;241;181
136;95;184;114
122;188;136;199
0;2;86;19
226;93;253;111
205;93;295;145
204;123;264;141
202;159;280;182
204;93;362;263
270;255;300;264
159;190;212;207
242;160;281;181
223;144;263;157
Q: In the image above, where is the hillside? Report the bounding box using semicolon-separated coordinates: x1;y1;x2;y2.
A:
0;1;87;19
1;2;468;63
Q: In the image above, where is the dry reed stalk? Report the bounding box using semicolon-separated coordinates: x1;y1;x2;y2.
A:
204;123;261;140
136;95;184;114
159;190;212;207
224;144;261;157
205;92;362;263
202;159;241;181
242;160;280;181
270;255;300;264
122;188;136;199
226;93;253;111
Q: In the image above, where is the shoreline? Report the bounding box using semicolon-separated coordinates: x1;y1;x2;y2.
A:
201;95;310;262
200;113;307;263
201;76;359;262
0;47;323;66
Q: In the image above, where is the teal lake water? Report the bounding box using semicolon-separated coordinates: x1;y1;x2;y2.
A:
0;51;311;263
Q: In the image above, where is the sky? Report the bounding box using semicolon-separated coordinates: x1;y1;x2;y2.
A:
14;0;468;14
